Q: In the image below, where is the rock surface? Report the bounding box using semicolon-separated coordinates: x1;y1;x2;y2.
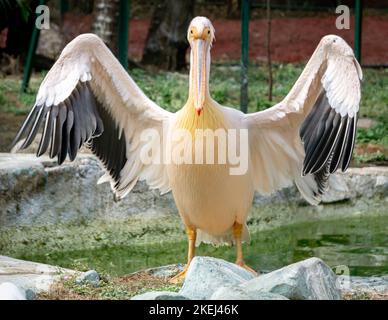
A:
75;270;100;287
2;255;385;300
210;286;288;300
133;264;185;279
179;257;256;300
240;257;341;300
132;257;345;300
0;282;26;300
0;255;77;295
131;291;189;300
0;153;177;228
343;167;388;198
1;153;387;229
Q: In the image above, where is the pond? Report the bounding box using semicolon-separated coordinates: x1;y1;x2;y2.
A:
18;213;388;277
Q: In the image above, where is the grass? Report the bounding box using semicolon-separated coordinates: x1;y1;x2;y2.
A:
357;121;388;146
0;63;387;161
0;74;42;115
36;262;181;300
38;272;181;300
131;62;305;113
36;258;181;300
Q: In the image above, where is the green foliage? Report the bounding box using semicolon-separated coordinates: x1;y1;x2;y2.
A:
356;121;388;146
0;0;31;22
131;69;188;112
353;151;386;164
0;64;386;148
354;120;388;164
0;74;42;115
358;68;388;120
15;0;31;22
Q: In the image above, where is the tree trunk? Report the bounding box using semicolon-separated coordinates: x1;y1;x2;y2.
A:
227;0;240;19
142;0;194;71
92;0;120;55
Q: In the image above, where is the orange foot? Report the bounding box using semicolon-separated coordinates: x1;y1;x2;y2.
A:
170;266;189;284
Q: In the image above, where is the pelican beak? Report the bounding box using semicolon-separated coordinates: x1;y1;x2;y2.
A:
192;39;207;116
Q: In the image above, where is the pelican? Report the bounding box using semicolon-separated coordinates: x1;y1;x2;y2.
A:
13;16;361;282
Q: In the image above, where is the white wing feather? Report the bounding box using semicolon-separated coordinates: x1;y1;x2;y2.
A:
16;34;172;198
245;35;362;204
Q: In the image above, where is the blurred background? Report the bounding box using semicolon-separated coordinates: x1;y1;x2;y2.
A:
0;0;387;164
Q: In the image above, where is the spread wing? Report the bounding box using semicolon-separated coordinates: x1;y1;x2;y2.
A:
12;34;172;199
245;35;362;204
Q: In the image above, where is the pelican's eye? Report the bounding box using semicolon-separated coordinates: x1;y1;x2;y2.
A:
190;30;193;34
207;30;210;34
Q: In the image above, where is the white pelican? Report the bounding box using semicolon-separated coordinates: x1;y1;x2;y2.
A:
13;16;362;282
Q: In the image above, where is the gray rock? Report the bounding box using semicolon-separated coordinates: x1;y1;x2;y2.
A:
322;175;352;203
344;167;388;198
210;286;288;300
0;255;77;294
75;270;100;287
25;288;36;300
137;264;185;279
241;257;341;300
0;153;177;228
131;291;189;300
179;256;256;300
0;282;26;300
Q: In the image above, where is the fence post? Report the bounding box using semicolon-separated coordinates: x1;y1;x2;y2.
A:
354;0;363;63
60;0;69;17
118;0;130;70
240;0;250;113
21;0;45;93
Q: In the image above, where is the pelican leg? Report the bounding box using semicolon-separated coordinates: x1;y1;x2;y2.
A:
170;226;196;283
233;222;258;275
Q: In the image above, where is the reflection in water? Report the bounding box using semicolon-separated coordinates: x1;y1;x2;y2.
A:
20;214;388;277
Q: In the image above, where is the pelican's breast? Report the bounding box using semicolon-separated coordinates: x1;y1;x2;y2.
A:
166;102;254;235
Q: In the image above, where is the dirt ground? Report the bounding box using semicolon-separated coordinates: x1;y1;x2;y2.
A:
63;14;388;65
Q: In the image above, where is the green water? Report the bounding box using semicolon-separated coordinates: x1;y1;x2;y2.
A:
18;214;388;277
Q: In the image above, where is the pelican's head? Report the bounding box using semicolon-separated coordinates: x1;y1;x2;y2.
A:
187;17;215;116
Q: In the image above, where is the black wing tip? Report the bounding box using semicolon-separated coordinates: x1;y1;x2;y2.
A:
11;104;40;150
90;99;127;192
340;115;357;172
11;80;104;166
301;89;358;177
